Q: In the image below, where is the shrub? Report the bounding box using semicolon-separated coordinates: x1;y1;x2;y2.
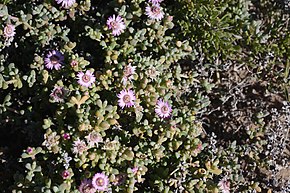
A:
1;1;210;192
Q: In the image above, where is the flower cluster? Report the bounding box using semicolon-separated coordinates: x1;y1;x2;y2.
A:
36;2;172;193
117;85;172;118
44;50;96;90
2;0;212;192
106;0;166;36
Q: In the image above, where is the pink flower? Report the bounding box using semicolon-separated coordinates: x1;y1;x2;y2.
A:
72;138;88;155
145;4;164;21
107;15;126;36
117;89;136;109
149;0;164;4
77;70;96;87
44;50;64;70
26;147;33;154
50;86;68;103
121;64;136;85
61;170;70;179
70;60;78;67
92;173;109;191
55;0;75;9
218;178;230;193
155;99;172;118
78;179;96;193
3;24;16;38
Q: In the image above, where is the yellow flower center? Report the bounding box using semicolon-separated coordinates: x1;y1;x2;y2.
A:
96;177;105;186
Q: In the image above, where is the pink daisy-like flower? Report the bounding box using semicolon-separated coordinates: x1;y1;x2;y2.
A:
107;15;126;36
218;178;230;193
149;0;164;4
79;179;96;193
117;89;136;109
77;70;96;88
92;173;109;191
121;64;136;85
155;99;172;118
50;86;68;103
72;138;88;155
55;0;76;9
145;4;164;21
44;50;64;70
3;24;16;38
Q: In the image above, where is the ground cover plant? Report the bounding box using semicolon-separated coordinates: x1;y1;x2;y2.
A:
0;0;289;192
